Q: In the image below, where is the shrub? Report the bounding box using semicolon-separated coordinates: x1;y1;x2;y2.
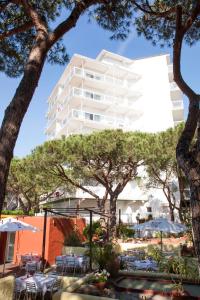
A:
2;209;34;216
64;230;82;247
147;245;163;263
117;223;135;240
86;242;120;277
83;221;106;241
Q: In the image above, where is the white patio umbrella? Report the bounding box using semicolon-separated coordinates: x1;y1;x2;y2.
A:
133;218;187;251
0;217;39;275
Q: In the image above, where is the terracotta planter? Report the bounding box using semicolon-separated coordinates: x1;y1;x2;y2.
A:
94;282;106;290
171;292;188;300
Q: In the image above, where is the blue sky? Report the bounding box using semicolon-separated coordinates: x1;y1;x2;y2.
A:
0;14;200;158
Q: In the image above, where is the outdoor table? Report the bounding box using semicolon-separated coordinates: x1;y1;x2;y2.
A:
120;255;137;263
56;255;89;272
131;259;158;271
15;274;57;296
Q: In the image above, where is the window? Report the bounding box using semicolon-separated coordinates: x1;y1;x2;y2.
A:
85;91;93;99
94;114;101;122
94;94;101;101
85;113;93;120
86;72;94;79
147;207;152;213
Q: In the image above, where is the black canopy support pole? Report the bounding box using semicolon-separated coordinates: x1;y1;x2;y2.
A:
42;208;47;271
89;210;93;271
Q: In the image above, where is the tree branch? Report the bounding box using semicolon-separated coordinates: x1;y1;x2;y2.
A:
173;5;198;100
48;0;104;46
20;0;48;34
0;21;33;41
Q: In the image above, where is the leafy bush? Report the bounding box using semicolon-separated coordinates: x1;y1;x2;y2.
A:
86;242;120;277
117;223;135;240
2;209;34;216
83;221;106;241
147;245;163;263
64;230;82;247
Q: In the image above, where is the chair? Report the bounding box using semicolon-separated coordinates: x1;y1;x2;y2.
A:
55;260;64;275
25;281;43;300
14;283;25;300
26;262;37;275
62;259;75;275
47;279;62;299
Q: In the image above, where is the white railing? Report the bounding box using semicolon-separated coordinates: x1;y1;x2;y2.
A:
61;109;128;129
46;114;56;128
172;100;183;109
58;87;141;110
67;66;139;89
168;64;173;73
71;87;140;106
170;82;179;90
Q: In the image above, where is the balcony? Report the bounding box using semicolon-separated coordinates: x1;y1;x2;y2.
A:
61;109;130;130
66;67;139;92
170;82;179;91
172;100;184;110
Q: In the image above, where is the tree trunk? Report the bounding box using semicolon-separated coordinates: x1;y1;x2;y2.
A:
163;187;175;221
0;42;48;214
18;197;29;215
177;174;187;222
189;183;200;268
109;195;117;238
168;202;175;222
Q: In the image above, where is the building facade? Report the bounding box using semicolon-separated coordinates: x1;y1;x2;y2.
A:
45;50;184;222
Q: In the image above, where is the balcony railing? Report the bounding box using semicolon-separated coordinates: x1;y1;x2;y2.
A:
67;66;139;89
170;82;179;90
70;87;140;106
172;100;184;109
168;64;173;73
61;109;129;129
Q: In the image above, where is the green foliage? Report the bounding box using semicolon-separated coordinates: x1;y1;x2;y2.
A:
83;221;105;241
1;1;135;77
87;242;120;277
7;156;72;213
147;245;163;264
64;231;82;247
1;209;34;216
135;1;200;48
117;223;135;239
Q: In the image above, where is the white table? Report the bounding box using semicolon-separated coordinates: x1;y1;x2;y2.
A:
131;259;158;271
16;274;57;296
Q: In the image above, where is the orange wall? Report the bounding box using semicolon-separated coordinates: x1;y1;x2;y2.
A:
13;216;86;265
13;216;47;264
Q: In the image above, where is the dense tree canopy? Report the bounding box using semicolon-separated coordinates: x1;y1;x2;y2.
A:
32;129;148;234
144;123;186;222
7;155;68;213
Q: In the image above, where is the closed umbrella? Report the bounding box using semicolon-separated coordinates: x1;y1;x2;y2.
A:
0;217;39;275
133;218;187;251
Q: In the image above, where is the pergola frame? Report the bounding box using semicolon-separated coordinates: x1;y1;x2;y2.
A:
42;207;110;271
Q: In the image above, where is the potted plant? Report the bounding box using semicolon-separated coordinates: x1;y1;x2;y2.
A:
90;270;110;290
171;281;187;300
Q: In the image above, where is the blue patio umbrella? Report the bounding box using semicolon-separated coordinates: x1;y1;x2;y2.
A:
133;218;187;251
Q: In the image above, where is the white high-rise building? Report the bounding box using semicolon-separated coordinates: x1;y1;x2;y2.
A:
44;50;184;223
45;50;184;140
